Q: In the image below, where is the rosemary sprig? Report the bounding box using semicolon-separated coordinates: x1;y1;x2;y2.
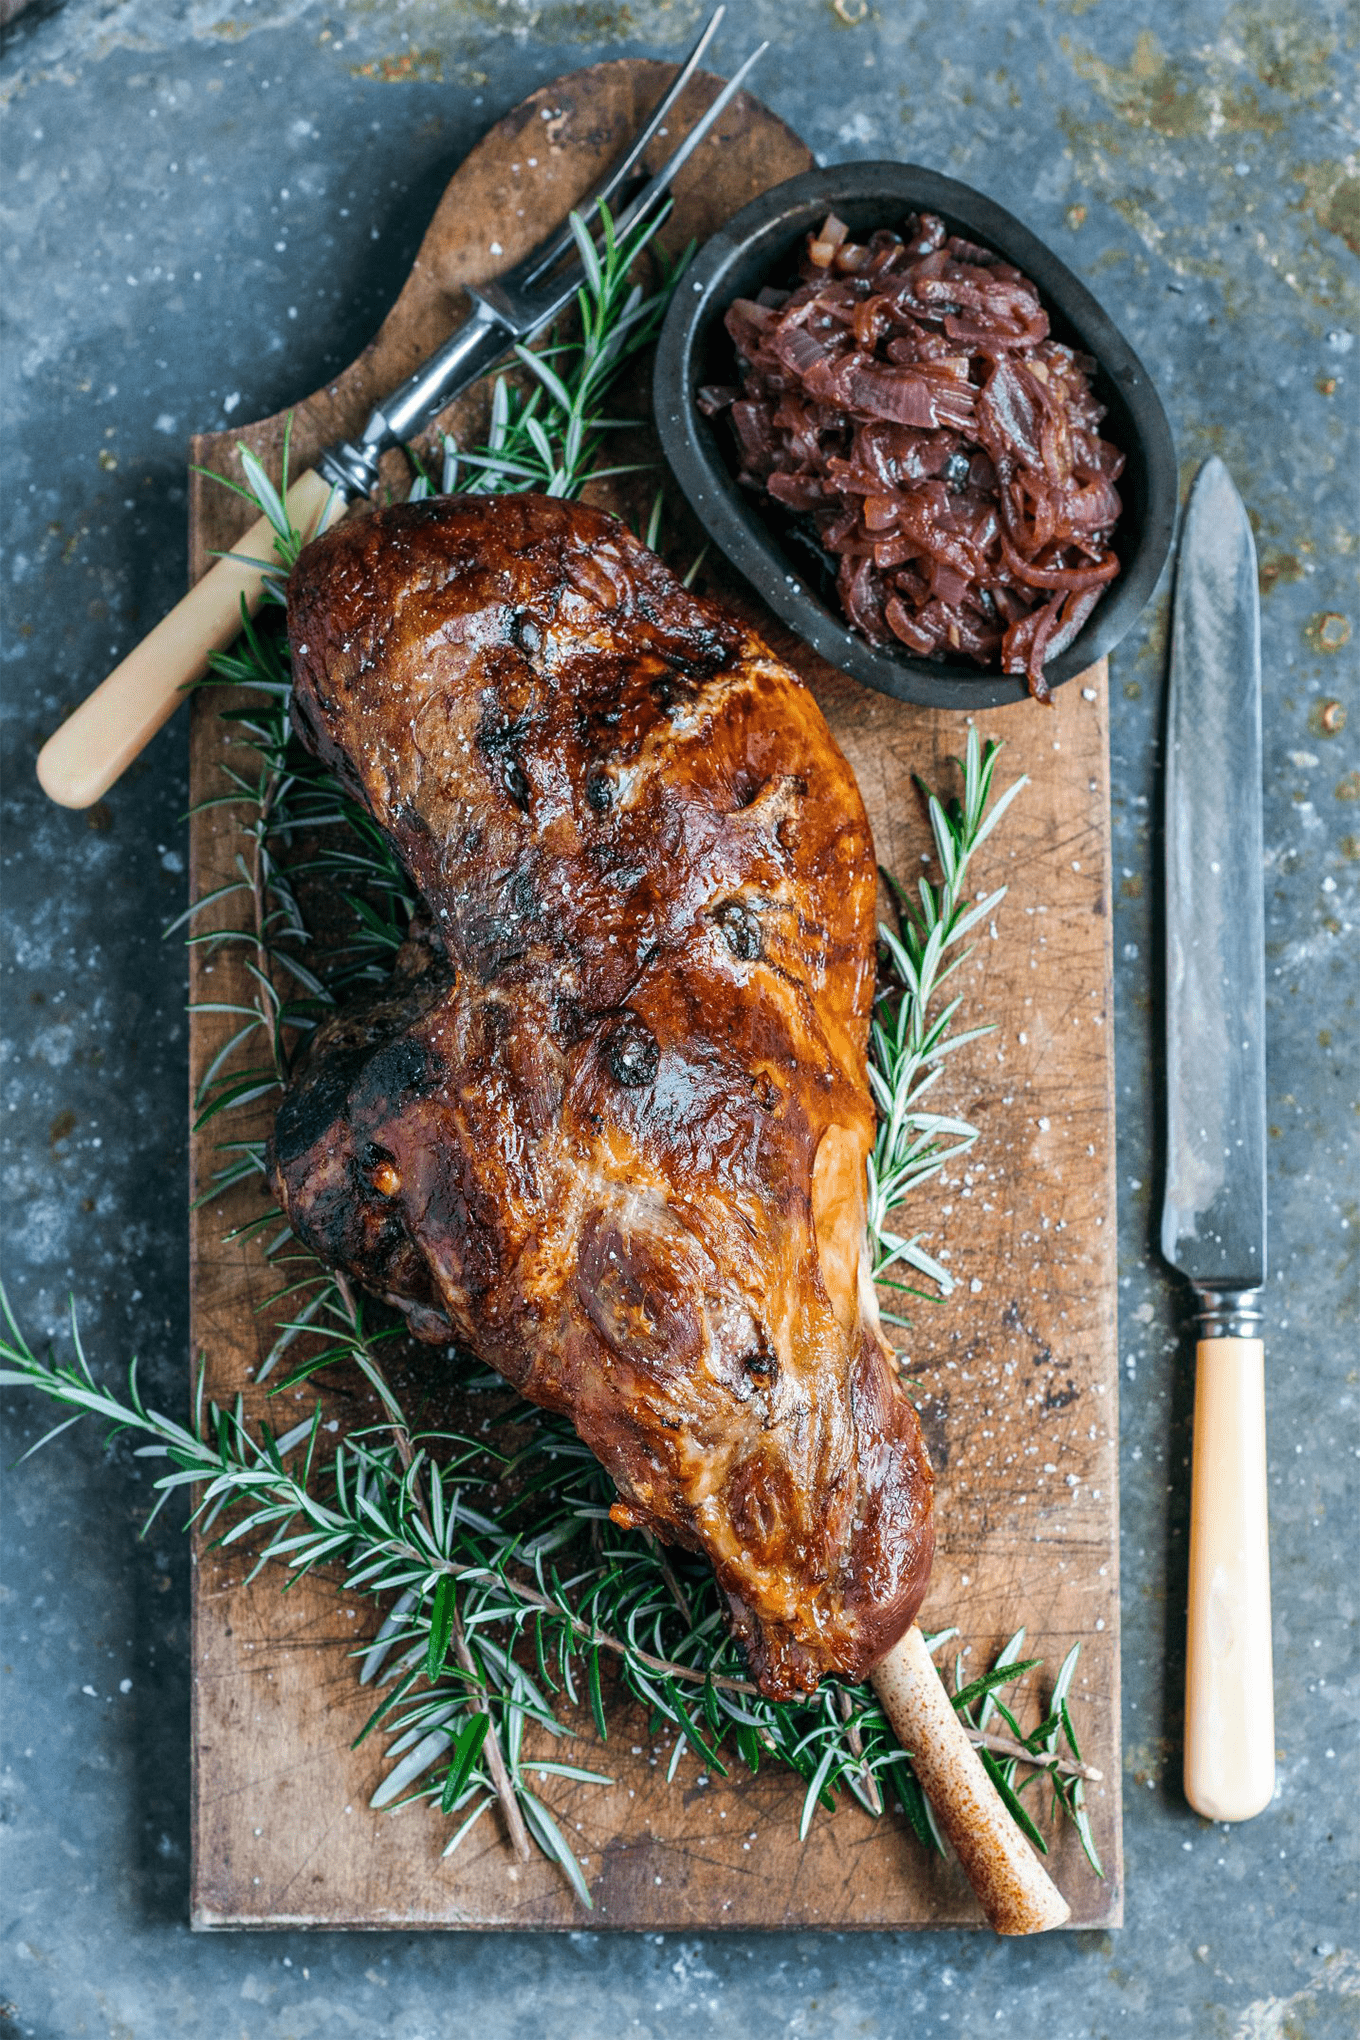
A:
868;729;1028;1319
5;198;1102;1902
412;206;685;504
0;1286;1100;1896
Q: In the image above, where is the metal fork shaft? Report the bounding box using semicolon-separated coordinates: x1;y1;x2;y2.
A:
318;293;516;500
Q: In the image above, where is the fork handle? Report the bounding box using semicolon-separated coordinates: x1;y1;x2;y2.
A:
36;467;339;810
1184;1335;1275;1821
369;288;516;453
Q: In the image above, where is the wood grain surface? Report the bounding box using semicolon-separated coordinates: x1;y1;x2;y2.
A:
187;59;1122;1931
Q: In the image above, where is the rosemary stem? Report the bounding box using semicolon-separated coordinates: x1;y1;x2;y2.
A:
644;1529;695;1628
971;1729;1102;1784
838;1685;884;1817
449;1619;533;1863
250;756;288;1085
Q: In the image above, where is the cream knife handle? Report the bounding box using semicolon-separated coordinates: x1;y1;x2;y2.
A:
1184;1335;1275;1821
36;466;340;810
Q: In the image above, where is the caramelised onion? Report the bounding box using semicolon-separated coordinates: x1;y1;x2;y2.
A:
706;211;1126;699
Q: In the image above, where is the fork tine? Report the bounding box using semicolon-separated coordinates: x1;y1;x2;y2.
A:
602;39;769;248
515;5;730;292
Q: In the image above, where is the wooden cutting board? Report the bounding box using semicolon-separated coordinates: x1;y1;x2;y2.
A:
187;60;1122;1931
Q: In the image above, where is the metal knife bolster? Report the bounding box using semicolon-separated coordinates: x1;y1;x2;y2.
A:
1193;1283;1265;1340
316;288;519;502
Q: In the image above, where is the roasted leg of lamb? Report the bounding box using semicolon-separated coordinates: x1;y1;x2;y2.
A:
271;492;933;1701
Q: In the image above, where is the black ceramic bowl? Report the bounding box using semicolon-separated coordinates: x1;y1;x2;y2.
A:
654;162;1177;709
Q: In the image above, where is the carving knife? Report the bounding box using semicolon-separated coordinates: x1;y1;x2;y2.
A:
1161;455;1274;1822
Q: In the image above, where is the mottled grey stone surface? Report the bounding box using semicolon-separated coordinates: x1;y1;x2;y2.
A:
1;2;1356;2035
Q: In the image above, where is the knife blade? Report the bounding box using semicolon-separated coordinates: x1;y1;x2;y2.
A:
1162;455;1267;1293
1162;455;1274;1823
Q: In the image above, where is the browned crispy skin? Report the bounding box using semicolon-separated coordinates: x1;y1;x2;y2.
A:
272;494;933;1698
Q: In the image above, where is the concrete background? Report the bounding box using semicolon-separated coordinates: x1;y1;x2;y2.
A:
2;1;1356;2033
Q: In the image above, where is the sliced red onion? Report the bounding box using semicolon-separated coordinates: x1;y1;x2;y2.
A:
715;209;1124;696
